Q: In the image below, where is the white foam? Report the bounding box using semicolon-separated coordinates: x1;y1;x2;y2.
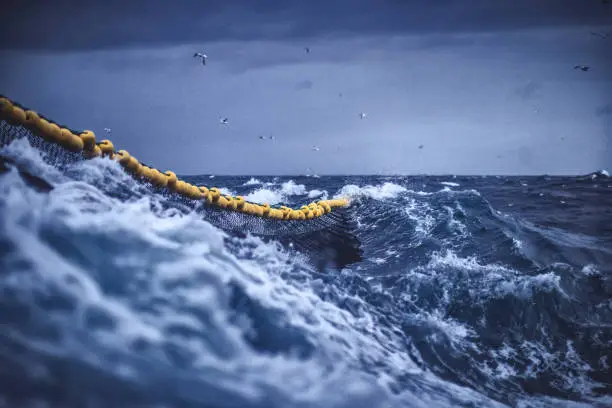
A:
0;153;433;405
307;189;328;199
426;250;564;300
243;188;284;205
280;180;307;196
0;137;527;407
0;137;64;184
418;309;476;344
404;199;435;239
216;187;232;196
335;182;407;200
443;205;468;237
580;264;600;276
242;177;262;186
241;179;317;205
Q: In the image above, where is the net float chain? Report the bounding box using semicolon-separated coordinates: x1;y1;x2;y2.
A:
0;96;349;219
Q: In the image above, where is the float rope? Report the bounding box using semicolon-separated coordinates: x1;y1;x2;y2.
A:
0;95;349;221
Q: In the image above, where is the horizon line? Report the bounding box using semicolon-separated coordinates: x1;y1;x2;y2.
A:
178;171;609;178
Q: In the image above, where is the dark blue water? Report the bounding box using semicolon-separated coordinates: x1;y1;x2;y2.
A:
1;138;611;408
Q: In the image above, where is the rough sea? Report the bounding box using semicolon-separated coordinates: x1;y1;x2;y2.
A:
1;137;611;408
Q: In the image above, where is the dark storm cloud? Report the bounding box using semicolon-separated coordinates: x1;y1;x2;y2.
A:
1;0;610;50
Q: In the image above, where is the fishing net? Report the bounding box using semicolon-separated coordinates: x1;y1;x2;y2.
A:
0;111;362;269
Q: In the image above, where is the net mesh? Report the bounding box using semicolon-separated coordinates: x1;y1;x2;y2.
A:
0;118;363;269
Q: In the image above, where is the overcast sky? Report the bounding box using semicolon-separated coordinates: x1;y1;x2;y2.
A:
1;0;611;175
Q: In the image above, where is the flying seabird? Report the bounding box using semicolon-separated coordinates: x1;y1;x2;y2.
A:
574;65;590;72
193;52;208;65
304;47;310;54
220;117;229;124
104;128;111;134
359;112;367;119
418;144;424;149
312;146;320;151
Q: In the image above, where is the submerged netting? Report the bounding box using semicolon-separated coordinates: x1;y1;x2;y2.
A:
0;96;362;268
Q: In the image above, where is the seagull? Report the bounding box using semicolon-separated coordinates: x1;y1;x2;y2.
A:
418;144;424;149
304;47;310;54
359;112;367;119
259;135;265;140
269;135;275;140
104;128;111;134
193;52;208;65
312;146;320;151
574;65;590;72
220;117;229;125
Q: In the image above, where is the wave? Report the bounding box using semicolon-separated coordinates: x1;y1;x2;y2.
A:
1;136;611;407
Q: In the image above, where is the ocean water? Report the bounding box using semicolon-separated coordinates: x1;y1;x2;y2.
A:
1;137;611;408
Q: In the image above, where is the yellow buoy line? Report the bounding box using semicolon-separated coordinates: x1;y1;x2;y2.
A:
0;96;349;220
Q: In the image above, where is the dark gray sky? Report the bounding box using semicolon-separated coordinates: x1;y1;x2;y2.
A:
1;0;611;175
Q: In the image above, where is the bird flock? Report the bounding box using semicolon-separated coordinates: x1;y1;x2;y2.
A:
185;19;609;165
572;29;610;72
190;46;382;155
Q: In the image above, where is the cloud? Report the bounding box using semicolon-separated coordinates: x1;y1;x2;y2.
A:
1;0;611;50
